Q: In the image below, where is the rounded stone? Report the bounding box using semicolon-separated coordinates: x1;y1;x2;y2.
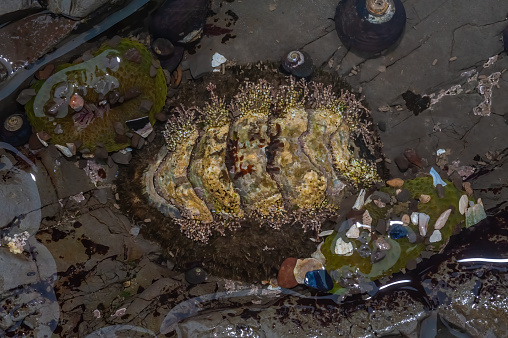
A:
277;257;298;289
357;244;372;258
304;270;334;292
389;224;408;239
294;258;324;284
396;189;410;202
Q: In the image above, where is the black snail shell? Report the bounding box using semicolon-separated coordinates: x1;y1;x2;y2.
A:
150;0;209;45
152;38;175;58
0;113;32;146
281;50;314;78
185;267;207;284
335;0;406;53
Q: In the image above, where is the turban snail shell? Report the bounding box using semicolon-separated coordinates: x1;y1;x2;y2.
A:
335;0;406;53
0;113;32;147
281;50;314;78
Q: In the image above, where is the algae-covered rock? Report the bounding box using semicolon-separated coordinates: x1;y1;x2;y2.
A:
25;38;167;152
321;176;474;294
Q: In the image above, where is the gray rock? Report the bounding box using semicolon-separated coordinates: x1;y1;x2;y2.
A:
111;150;132;165
46;0;113;18
396;189;410;203
435;184;445;199
189;51;214;79
370;191;391;204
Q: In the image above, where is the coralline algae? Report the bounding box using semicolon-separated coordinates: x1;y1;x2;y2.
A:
24;38;167;152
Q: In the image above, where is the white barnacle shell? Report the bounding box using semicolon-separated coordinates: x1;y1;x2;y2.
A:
346;222;360;239
334;237;354;256
434;209;451;230
410;212;419;225
353;189;366;210
429;229;442;243
418;212;430;236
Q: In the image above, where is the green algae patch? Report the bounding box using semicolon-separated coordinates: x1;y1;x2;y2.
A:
25;38;167;152
321;175;467;289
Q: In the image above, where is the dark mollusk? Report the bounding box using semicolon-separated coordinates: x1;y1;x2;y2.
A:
150;0;209;45
185;267;207;284
0;113;32;146
335;0;406;53
281;50;314;78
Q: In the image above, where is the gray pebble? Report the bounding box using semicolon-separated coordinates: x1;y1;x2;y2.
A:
435;184;445;199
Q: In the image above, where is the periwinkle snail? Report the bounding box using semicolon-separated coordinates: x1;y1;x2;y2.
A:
281;50;314;78
335;0;406;53
0;113;32;147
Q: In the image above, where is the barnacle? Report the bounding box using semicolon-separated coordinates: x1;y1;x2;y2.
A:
24;38;167;152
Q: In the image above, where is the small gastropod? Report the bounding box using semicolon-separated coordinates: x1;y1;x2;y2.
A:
335;0;406;53
281;50;314;78
0;113;32;146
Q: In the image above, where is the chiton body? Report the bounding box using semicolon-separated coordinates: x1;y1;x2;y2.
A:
144;78;380;243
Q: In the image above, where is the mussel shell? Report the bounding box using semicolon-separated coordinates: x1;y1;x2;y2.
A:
0;113;32;147
335;0;406;53
150;0;209;45
281;50;314;78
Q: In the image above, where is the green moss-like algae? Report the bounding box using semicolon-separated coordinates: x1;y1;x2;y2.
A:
25;38;167;152
321;176;469;293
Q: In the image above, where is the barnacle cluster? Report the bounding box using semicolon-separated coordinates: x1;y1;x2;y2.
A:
24;38;167;152
149;78;380;242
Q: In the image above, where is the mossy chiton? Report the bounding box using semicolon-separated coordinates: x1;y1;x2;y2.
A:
145;78;380;243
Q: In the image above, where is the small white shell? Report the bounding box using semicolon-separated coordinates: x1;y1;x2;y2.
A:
459;195;468;215
362;210;372;226
334;238;354;256
318;230;334;237
429;229;442;243
36;132;49;147
211;52;227;68
353;189;366;210
434;209;451;230
346;223;360;239
55;144;73;157
410;212;419;225
418;213;430;236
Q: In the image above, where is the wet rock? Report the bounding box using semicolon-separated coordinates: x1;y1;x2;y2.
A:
449;170;463;191
113;122;125;135
429;230;442;243
375;236;391;250
389;224;408;239
294;258;324;284
406;259;417;270
434;209;451;230
155;112;168;122
465;203;487;228
28;133;44;150
94;146;108;160
418;213;430;236
16;88;36;105
304;270;334;292
371;249;386;263
459;195;468;215
334;237;354;256
357;244;371;258
463;182;473;196
376;219;387;235
396;189;410;203
395;155;410;172
111;150;132;165
419;194;431;203
370;191;391;204
0;14;77;78
377;120;386;132
404;148;422;167
435;184;445;198
386;178;404;188
35;64;55;80
189;51;214;79
93;189;108;204
277;257;298;289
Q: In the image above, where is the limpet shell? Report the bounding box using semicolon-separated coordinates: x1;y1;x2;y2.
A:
459;194;468;215
434;209;451;230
